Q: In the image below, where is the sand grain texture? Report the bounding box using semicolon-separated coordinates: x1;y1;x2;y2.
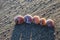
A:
0;0;60;40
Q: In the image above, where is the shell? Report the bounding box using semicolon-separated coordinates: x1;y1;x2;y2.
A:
40;18;46;26
24;14;33;24
46;19;54;27
33;15;40;24
14;15;24;24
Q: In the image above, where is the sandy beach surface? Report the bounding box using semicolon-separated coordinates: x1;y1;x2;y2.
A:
0;0;60;40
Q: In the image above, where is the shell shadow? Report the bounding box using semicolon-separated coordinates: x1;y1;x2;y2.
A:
11;23;55;40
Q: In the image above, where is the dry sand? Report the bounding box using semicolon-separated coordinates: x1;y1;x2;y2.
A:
0;0;60;40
